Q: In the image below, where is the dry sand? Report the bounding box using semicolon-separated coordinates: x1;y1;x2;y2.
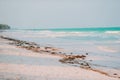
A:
0;37;119;80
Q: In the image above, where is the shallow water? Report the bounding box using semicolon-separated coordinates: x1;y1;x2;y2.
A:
1;27;120;69
1;27;120;54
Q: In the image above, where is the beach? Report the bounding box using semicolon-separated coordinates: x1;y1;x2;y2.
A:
0;0;120;79
0;35;120;80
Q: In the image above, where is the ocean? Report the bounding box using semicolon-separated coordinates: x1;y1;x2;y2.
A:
1;27;120;69
1;27;120;53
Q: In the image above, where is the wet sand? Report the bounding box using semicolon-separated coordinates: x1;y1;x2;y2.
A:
0;37;119;80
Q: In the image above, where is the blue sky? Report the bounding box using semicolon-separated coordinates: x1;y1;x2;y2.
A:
0;0;120;29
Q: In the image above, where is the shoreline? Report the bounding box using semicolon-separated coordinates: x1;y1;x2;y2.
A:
0;35;120;80
0;36;90;68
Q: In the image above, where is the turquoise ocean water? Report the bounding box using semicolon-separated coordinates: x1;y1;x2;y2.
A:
25;27;120;32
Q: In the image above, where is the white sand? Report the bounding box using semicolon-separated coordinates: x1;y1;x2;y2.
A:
0;38;119;80
97;46;117;52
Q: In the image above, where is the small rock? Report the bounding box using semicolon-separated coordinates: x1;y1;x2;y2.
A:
90;60;92;61
70;52;73;55
86;53;88;55
45;50;50;53
81;63;83;65
113;73;117;75
59;52;62;53
51;52;56;54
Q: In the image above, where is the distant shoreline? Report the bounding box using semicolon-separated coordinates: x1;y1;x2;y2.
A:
0;24;10;29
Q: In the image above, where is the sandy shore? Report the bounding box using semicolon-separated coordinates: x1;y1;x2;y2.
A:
0;37;119;80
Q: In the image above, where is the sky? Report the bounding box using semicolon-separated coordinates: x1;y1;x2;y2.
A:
0;0;120;29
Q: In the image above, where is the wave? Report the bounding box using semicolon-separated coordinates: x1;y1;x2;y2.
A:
2;28;120;40
105;31;120;34
6;30;119;38
29;30;96;38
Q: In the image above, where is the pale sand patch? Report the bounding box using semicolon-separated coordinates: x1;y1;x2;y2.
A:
0;63;118;80
97;46;117;53
0;37;119;80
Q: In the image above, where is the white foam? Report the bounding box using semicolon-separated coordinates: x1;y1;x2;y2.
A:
33;31;97;38
105;31;120;34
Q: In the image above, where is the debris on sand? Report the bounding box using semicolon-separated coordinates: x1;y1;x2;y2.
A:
59;54;91;69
